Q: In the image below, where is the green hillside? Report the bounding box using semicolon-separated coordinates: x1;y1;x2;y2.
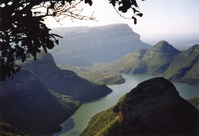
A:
100;41;199;85
161;44;199;85
58;65;126;85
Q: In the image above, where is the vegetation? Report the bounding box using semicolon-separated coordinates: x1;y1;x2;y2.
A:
187;97;199;110
59;65;125;85
81;77;199;136
0;89;80;135
49;89;81;110
79;72;125;85
97;41;199;85
161;44;199;85
81;94;128;136
0;0;144;81
80;107;119;136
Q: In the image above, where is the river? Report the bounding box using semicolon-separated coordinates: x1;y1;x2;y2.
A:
53;74;199;136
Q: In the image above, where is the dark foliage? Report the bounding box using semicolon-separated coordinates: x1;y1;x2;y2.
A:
0;0;143;81
110;0;144;24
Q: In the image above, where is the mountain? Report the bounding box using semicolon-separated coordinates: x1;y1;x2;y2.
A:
161;44;199;84
50;24;151;66
18;52;112;101
0;51;113;135
80;77;199;136
0;69;80;135
101;41;199;85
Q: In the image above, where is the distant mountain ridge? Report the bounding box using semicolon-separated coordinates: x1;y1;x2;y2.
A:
102;41;199;85
50;24;151;66
81;77;199;135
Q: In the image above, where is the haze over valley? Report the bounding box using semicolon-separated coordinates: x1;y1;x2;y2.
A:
1;0;199;135
1;23;199;135
49;24;199;86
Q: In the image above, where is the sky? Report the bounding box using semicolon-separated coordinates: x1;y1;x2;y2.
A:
44;0;199;46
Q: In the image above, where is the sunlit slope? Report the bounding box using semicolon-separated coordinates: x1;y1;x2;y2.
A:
161;44;199;85
102;41;199;85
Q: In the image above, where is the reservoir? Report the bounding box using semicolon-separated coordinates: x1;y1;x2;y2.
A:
53;74;199;136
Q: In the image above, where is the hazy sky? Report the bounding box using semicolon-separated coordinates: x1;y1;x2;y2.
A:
44;0;199;44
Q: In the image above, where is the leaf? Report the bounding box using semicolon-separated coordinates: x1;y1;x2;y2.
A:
62;0;65;5
5;69;11;78
0;42;10;50
2;51;8;57
15;66;21;72
136;13;143;17
55;39;59;45
109;0;116;6
10;67;16;74
21;55;26;62
132;8;139;13
46;40;55;49
132;16;137;24
42;45;47;53
118;6;123;11
7;55;14;63
132;0;139;8
34;55;37;61
53;12;57;16
51;34;63;38
85;0;92;6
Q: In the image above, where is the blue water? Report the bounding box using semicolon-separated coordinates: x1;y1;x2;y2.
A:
53;74;199;136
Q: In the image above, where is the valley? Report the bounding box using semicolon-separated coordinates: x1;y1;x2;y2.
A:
50;24;199;86
0;23;199;136
54;74;199;136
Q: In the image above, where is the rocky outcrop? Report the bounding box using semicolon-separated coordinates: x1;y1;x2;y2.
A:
113;77;199;135
81;77;199;136
0;69;80;135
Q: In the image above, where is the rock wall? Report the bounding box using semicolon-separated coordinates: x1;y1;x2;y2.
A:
113;77;199;135
81;77;199;136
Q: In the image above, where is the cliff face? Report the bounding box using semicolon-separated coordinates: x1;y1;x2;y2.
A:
113;77;199;135
0;69;80;135
50;24;151;66
20;52;112;101
81;77;199;136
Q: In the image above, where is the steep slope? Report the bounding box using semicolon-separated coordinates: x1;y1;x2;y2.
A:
161;44;199;85
81;77;199;136
103;40;180;74
50;24;151;66
102;41;199;85
140;40;180;74
0;69;80;135
19;52;112;101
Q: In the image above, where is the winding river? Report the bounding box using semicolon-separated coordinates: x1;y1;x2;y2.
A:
53;74;199;136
